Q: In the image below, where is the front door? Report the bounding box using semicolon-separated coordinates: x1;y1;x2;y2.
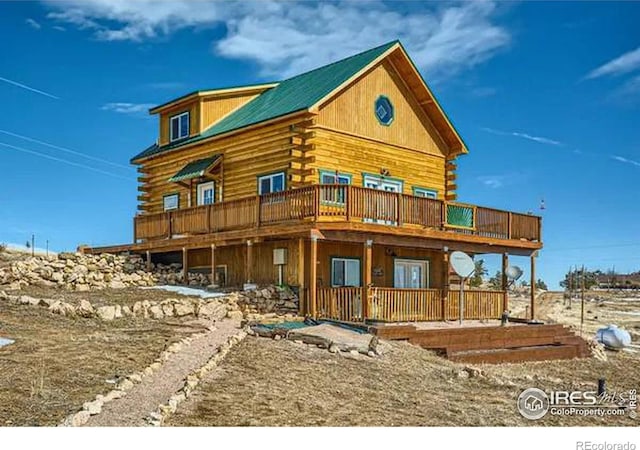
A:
363;175;401;224
394;259;429;288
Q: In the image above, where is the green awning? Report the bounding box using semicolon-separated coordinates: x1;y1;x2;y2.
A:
168;154;222;183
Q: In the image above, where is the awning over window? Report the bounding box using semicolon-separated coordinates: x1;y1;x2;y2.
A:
168;154;222;183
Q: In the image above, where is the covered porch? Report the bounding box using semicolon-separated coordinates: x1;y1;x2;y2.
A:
304;231;539;324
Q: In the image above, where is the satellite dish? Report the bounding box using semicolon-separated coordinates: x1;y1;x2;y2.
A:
505;265;523;281
450;251;475;278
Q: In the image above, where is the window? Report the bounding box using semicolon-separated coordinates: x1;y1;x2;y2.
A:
258;172;285;195
374;95;394;126
413;187;438;199
331;258;361;287
394;259;429;288
197;181;215;206
320;170;351;203
163;193;179;211
170;112;190;142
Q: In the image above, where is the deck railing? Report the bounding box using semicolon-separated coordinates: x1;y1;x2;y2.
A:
135;184;541;242
313;287;505;322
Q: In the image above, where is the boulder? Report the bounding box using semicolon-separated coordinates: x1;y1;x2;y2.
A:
83;399;103;415
70;410;91;427
148;305;164;320
174;302;195;317
108;280;127;289
227;310;244;320
76;300;95;318
96;306;117;321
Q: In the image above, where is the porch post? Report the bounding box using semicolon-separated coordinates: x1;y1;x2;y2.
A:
297;238;305;315
182;247;188;285
502;253;509;312
363;239;373;321
246;240;253;284
442;247;449;321
530;252;537;320
146;250;152;272
309;236;318;318
210;244;216;286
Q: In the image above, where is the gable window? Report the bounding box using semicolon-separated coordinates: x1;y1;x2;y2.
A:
331;257;361;287
320;170;351;204
163;193;179;211
413;187;438;199
197;181;215;206
170;112;190;142
258;172;285;195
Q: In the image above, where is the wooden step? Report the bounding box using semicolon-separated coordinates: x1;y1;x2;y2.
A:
449;344;580;364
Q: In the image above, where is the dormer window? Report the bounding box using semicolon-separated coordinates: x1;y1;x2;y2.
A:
170;111;190;142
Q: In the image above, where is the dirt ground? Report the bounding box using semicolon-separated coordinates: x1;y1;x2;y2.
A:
510;290;640;342
166;336;639;427
0;296;208;426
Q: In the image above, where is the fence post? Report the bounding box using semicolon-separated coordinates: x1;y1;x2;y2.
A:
442;249;449;320
345;185;351;222
309;235;318;317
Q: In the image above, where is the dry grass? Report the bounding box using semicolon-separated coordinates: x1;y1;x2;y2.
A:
17;285;192;309
167;337;639;427
0;299;206;426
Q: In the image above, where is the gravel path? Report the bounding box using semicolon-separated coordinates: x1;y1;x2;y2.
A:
86;319;241;426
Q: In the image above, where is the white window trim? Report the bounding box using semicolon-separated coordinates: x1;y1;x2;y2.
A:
169;111;190;142
197;181;215;206
163;193;179;211
331;257;361;287
393;258;430;289
363;174;403;192
258;172;285;195
413;187;438;199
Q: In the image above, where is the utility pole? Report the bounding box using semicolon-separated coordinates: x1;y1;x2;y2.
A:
31;234;35;257
581;264;585;337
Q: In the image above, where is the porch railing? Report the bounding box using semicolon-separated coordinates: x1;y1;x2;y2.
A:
313;287;505;322
135;184;541;243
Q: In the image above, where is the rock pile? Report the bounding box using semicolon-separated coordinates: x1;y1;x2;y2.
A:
152;263;211;286
237;285;299;315
0;252;155;291
1;291;237;322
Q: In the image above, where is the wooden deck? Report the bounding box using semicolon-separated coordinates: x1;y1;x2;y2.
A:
372;323;591;364
132;184;541;247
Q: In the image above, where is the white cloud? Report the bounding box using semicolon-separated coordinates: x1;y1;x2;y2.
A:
26;18;42;29
611;155;640;168
585;47;640;80
481;127;563;147
477;175;505;189
101;102;154;115
43;0;510;79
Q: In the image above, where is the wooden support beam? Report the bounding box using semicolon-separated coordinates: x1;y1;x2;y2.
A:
502;253;509;313
210;244;216;287
246;240;254;284
182;247;188;285
442;248;450;320
309;236;318;318
530;252;537;320
363;239;373;320
297;238;305;316
146;250;152;272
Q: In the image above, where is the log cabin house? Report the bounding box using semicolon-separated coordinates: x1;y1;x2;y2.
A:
87;41;543;325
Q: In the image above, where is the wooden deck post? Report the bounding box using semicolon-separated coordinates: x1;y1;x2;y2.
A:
182;247;188;285
502;253;509;312
297;238;305;315
309;236;318;318
210;244;216;286
442;248;449;321
246;240;253;284
530;252;537;320
146;250;152;272
363;239;373;321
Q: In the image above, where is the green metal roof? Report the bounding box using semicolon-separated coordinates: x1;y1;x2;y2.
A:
168;154;222;182
132;41;399;163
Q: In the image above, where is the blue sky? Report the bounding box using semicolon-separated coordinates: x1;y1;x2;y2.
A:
0;1;638;289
